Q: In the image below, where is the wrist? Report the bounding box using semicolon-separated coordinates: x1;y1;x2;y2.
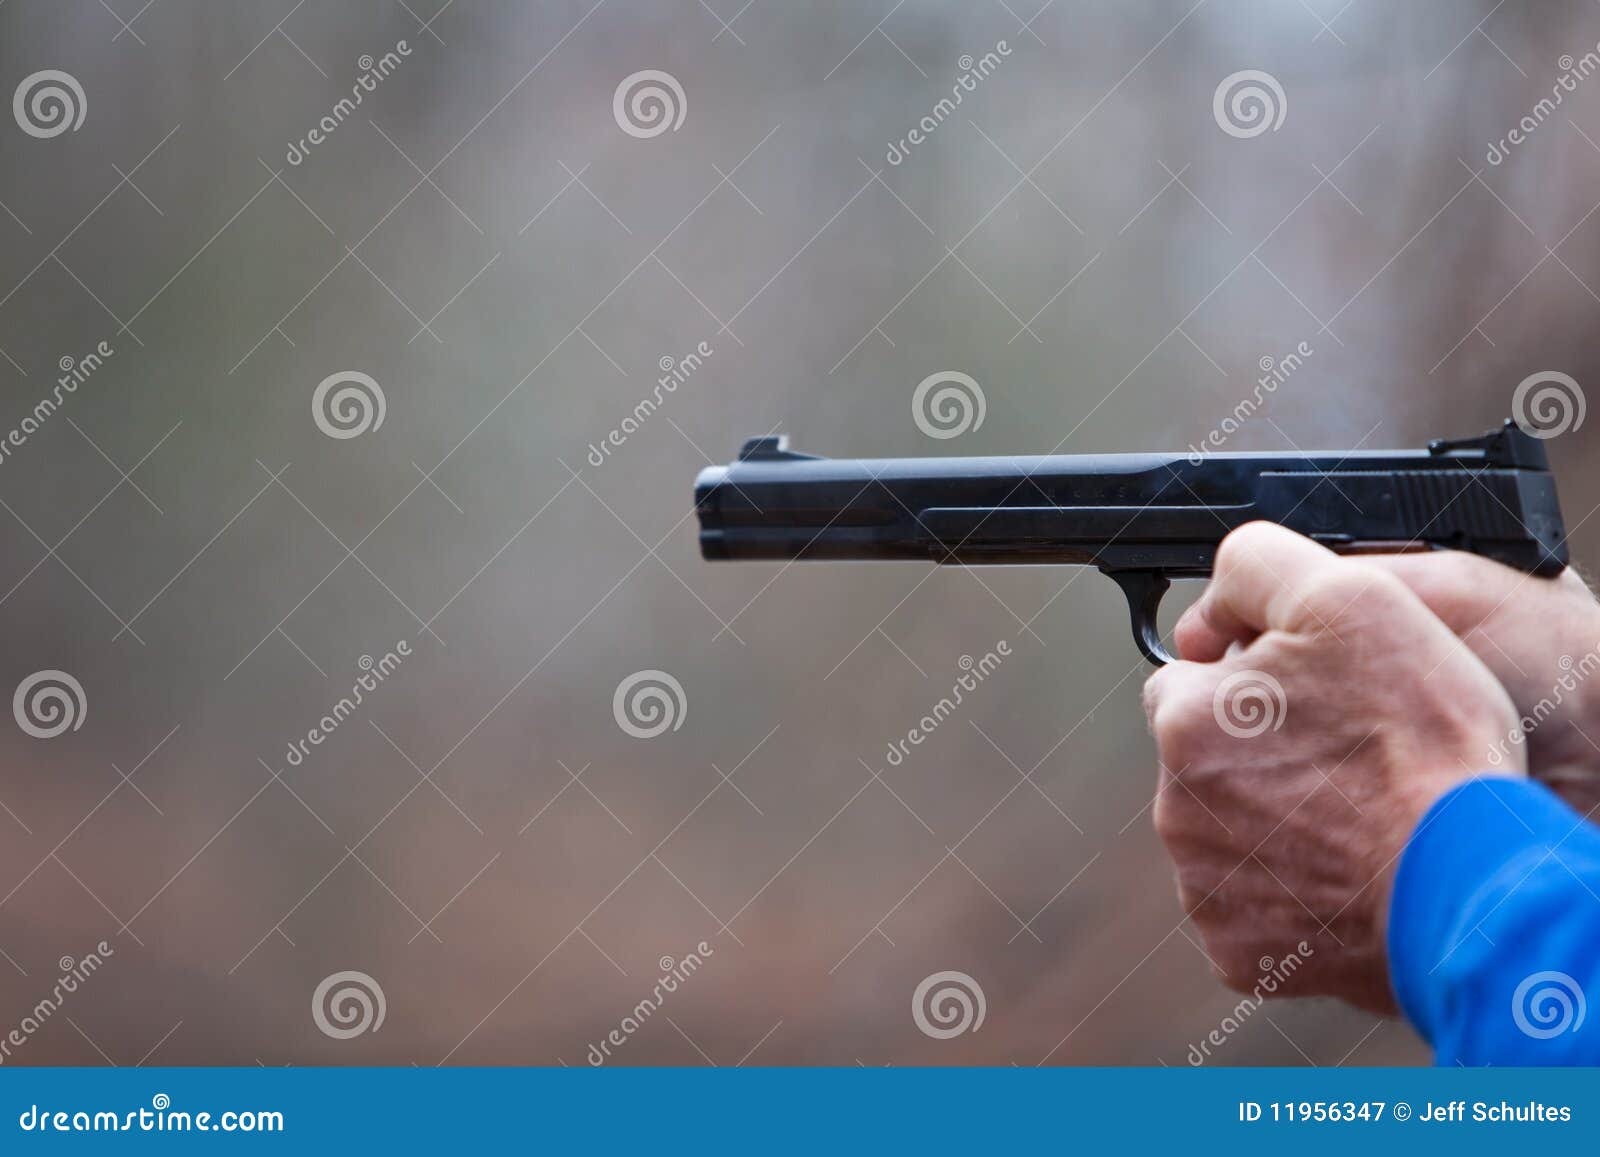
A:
1371;767;1493;943
1530;664;1600;770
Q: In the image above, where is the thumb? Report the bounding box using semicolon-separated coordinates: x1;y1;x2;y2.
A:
1356;551;1528;635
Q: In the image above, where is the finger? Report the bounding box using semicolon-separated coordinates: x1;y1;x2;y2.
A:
1180;537;1433;661
1190;522;1344;645
1139;659;1190;732
1141;658;1214;743
1173;593;1257;663
1358;551;1511;632
1140;663;1174;729
1362;550;1592;632
1141;655;1208;718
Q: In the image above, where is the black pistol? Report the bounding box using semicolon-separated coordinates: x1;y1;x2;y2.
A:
692;420;1568;665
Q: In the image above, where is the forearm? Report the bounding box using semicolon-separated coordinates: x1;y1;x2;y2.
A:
1389;776;1600;1064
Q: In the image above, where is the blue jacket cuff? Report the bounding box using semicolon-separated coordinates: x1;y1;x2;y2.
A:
1387;775;1580;1042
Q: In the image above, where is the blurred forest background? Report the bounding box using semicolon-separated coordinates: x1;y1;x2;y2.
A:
0;0;1597;1065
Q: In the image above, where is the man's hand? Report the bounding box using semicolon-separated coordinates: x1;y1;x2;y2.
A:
1144;523;1524;1015
1180;542;1600;813
1350;553;1600;817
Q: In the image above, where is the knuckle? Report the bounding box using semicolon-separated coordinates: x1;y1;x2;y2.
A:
1140;668;1169;721
1150;687;1208;754
1296;567;1359;612
1412;551;1494;611
1148;697;1181;746
1172;869;1204;921
1215;521;1278;577
1151;788;1175;840
1151;783;1193;843
1299;563;1401;620
1436;549;1491;585
1145;667;1215;751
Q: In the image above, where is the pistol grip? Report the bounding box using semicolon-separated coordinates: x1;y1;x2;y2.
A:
1104;569;1175;666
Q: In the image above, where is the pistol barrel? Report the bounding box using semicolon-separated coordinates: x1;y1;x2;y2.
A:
694;423;1567;664
695;425;1567;577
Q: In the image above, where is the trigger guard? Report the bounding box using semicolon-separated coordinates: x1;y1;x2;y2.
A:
1104;570;1175;666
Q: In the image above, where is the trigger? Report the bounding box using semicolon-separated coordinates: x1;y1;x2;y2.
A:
1104;570;1175;666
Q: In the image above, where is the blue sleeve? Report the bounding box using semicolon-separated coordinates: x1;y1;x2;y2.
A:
1388;775;1600;1065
